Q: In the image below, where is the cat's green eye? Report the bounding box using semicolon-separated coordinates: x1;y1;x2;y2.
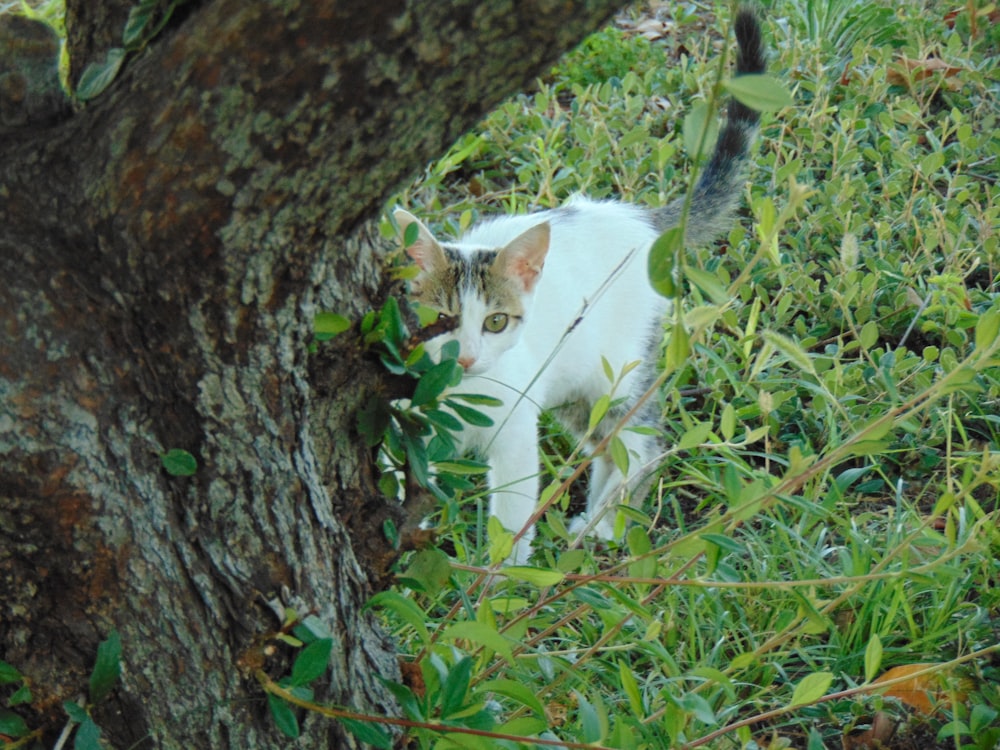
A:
483;313;509;333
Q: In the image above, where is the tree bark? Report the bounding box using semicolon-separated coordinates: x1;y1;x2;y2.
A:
0;0;624;747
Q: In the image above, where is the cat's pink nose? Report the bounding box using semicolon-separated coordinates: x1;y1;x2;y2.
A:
458;356;475;370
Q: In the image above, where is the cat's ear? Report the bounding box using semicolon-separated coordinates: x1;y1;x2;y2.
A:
394;209;446;273
496;222;550;293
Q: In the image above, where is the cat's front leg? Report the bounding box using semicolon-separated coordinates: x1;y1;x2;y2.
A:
485;403;541;566
571;426;662;543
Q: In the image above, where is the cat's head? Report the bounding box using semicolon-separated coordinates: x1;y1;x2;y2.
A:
395;209;550;375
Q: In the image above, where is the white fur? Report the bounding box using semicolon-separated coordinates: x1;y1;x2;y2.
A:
414;198;667;564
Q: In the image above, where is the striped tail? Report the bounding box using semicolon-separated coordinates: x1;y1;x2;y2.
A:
652;6;766;244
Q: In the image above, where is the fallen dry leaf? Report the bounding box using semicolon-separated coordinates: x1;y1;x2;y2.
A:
872;663;946;714
635;18;675;41
887;56;965;90
399;658;426;698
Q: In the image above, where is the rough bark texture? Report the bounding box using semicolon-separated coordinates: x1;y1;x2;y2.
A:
0;0;624;747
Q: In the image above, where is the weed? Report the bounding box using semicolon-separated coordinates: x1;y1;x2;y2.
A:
372;0;999;747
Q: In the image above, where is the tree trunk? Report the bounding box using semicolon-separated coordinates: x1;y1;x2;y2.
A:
0;0;624;747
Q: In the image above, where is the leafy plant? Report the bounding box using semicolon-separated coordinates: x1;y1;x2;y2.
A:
789;0;904;60
372;1;999;747
351;297;497;510
0;661;34;746
553;26;670;91
76;0;194;101
1;632;123;750
64;630;121;750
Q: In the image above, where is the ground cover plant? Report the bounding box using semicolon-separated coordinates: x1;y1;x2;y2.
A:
1;0;996;748
361;0;1000;747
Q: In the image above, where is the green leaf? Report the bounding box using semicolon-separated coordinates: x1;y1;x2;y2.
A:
73;717;102;750
365;592;430;644
446;400;494;428
402;432;430;487
440;657;474;718
619;125;649;150
449;393;503;407
383;296;408;345
412;358;461;407
609;435;630;476
975;307;1000;353
382;515;400;547
677;421;712;451
846;440;892;457
290;638;333;687
63;702;90;724
400;548;452;595
690;667;736;697
267;694;300;738
647;226;682;298
160;448;197;477
89;630;122;705
684;266;729;304
619;660;645;716
682;100;718;160
859;320;879;349
487;517;514;566
476;679;546;719
122;0;157;48
970;704;999;735
379;677;425;721
680;692;717;724
402;221;420;248
0;659;22;684
575;690;607;743
588;394;611;431
9;684;31;706
314;311;351;340
665;324;690;371
501;566;565;587
433;459;489;475
601;356;615;383
337;717;393;749
788;671;834;707
440;622;514;665
720;402;736;441
723;74;793;112
123;0;181;51
424;408;464;434
0;709;29;738
76;48;126;101
701;533;744;554
864;634;883;683
626;525;652;556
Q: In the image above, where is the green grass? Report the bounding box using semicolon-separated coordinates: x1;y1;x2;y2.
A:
1;0;996;748
374;0;1000;747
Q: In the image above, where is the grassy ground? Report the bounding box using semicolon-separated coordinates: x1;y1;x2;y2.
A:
374;0;1000;748
2;0;995;748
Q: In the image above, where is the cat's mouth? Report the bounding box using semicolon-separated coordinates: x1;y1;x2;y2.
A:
462;361;489;376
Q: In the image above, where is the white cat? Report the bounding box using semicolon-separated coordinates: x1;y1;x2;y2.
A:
396;8;766;565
